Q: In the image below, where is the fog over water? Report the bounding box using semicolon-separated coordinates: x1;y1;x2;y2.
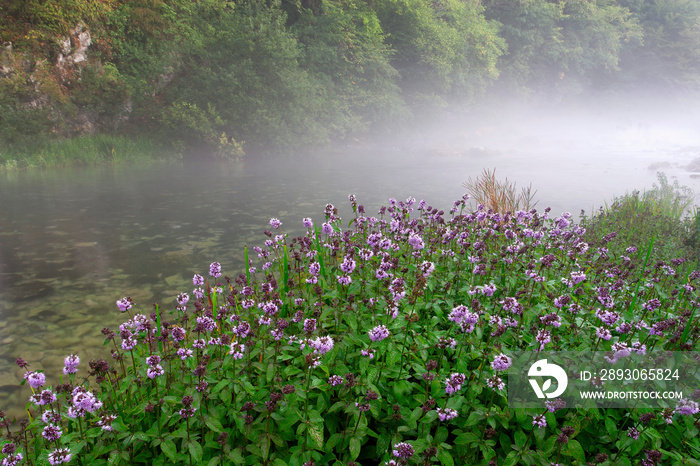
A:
1;93;699;416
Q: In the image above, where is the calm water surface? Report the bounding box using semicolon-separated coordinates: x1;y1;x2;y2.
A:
1;116;700;416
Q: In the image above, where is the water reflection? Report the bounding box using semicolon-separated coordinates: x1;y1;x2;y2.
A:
1;131;699;416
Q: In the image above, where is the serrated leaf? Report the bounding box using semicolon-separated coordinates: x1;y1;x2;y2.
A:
566;439;586;464
437;448;454;466
204;415;224;433
188;440;203;464
161;440;177;463
207;457;221;466
260;434;271;460
308;423;324;451
349;436;361;460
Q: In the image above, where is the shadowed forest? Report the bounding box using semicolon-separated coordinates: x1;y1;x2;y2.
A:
1;0;699;158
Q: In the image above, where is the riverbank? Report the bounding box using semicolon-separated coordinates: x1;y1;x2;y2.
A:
0;134;176;171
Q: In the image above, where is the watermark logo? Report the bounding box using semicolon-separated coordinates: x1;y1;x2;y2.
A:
528;359;568;399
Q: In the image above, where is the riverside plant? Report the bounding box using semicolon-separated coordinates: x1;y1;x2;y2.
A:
2;194;700;466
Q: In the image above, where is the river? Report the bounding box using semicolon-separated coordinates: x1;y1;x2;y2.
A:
1;102;700;417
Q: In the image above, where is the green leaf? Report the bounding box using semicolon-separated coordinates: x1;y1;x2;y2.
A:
437;448;454;466
261;434;271;460
207;458;221;466
308;423;324;451
349;436;361;460
566;439;586;464
514;429;528;450
161;440;177;463
188;440;203;464
204;415;224;433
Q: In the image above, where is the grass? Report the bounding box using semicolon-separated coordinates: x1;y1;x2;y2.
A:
1;190;699;466
0;134;175;171
462;168;538;214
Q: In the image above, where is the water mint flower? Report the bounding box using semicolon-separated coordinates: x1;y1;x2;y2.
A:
328;375;344;386
444;373;466;395
147;365;164;379
392;442;414;459
193;273;204;286
63;354;80;374
25;371;46;389
209;262;222;278
437;407;458;421
42;424;61;442
116;297;133;312
302;217;313;228
368;325;390;342
309;336;334;354
675;398;700;415
491;354;512;372
47;448;71;465
533;414;547;428
270;218;282;229
229;342;245;360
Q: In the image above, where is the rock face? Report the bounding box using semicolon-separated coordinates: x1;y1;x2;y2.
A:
57;23;92;70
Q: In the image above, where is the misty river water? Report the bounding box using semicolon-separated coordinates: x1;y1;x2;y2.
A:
1;101;700;416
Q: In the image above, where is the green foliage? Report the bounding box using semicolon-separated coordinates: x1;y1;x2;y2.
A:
0;134;172;170
483;0;643;96
375;0;505;107
581;172;697;264
617;0;700;90
292;0;407;137
3;192;700;465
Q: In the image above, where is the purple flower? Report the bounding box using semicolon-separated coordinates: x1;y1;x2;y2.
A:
368;325;390;342
25;371;46;389
408;234;424;250
322;223;333;235
47;448;71;465
675;398;700;416
545;399;566;412
209;262;222;278
179;407;196;419
302;218;313;228
628;427;640;439
193;274;204;286
595;327;612;340
42;424;62;442
171;326;186;341
116;297;133;312
445;373;466;395
337;275;352;286
392;442;414;459
270;218;282;229
483;372;503;389
536;329;551;350
177;348;193;360
37;389;57;405
308;262;321;276
229;342;246;360
72;388;102;412
491;354;512;372
533;414;547;429
146;355;161;367
340;257;356;274
328;375;344;386
147;365;164;379
437;407;458;421
309;336;334;354
97;414;117;432
303;318;317;333
361;348;375;359
63;354;80;375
